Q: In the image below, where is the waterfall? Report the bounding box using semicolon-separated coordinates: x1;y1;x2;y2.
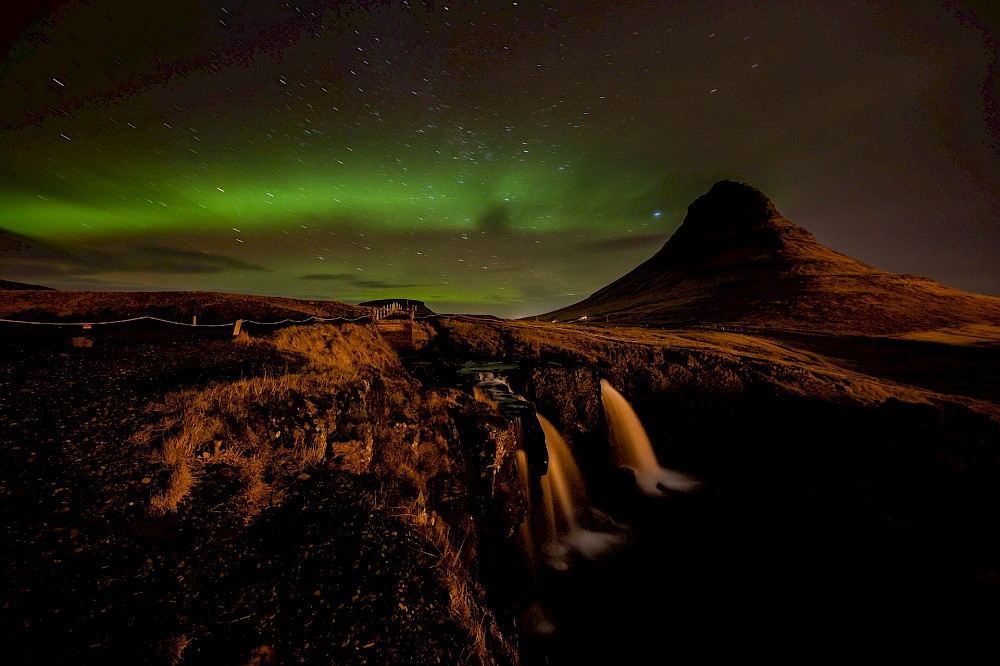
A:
536;413;626;570
537;414;587;532
514;449;536;573
472;371;514;405
600;379;700;496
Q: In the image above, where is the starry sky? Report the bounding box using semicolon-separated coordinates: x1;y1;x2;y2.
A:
1;1;997;318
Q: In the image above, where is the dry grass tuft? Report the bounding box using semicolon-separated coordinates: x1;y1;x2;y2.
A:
138;374;320;518
158;634;192;666
137;323;415;520
409;511;517;666
267;323;401;376
149;463;199;515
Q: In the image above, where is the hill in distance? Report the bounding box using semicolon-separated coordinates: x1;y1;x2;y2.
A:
541;180;1000;337
0;288;369;324
0;279;55;291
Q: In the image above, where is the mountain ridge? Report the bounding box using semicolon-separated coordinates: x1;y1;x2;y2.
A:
540;180;1000;335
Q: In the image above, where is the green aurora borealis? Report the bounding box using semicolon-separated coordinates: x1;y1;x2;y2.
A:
2;1;998;317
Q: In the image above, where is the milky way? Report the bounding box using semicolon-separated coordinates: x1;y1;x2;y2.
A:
2;1;997;317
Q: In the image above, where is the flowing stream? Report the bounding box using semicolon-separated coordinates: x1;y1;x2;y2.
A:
519;381;711;664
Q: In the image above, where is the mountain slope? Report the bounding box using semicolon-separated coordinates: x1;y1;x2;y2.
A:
540;180;1000;335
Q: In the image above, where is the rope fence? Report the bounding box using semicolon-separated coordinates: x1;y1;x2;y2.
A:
0;312;448;329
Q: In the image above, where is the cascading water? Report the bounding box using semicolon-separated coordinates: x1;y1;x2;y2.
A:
535;413;626;570
536;414;587;531
519;384;708;666
514;449;536;573
600;379;700;496
472;372;512;404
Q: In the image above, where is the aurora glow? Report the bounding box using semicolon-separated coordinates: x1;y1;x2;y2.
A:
2;1;997;317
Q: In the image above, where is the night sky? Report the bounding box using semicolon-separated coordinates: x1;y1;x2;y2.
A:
2;1;997;318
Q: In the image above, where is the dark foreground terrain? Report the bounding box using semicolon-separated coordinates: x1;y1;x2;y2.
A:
1;317;528;665
3;291;1000;663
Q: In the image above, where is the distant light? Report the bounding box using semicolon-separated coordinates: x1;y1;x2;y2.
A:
653;210;662;217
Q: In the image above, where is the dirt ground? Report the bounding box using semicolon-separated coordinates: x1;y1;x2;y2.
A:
0;324;516;665
5;301;1000;664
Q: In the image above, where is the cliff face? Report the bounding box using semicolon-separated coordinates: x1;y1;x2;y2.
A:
541;180;1000;335
421;313;1000;661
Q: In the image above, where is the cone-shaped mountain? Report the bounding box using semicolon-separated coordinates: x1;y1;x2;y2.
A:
540;180;1000;335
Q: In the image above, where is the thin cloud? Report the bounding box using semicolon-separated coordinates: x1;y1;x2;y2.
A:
78;247;268;274
300;272;427;290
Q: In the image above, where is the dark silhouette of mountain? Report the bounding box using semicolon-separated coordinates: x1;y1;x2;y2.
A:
540;180;1000;335
0;279;55;290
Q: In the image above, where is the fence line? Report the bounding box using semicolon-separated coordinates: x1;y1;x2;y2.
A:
0;312;449;329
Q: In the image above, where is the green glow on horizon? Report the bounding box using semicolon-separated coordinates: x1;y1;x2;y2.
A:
1;147;668;240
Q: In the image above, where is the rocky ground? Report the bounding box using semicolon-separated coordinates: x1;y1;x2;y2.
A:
0;322;524;665
4;296;1000;664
